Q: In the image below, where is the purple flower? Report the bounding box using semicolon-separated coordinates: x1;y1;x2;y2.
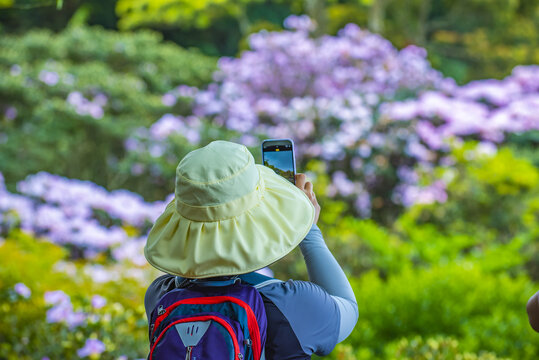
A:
283;15;316;32
66;92;106;119
124;137;144;152
161;93;177;107
10;64;21;76
130;163;145;175
150;114;184;140
14;283;31;298
175;84;198;98
5;106;17;120
112;238;147;266
44;290;70;306
93;93;108;107
66;311;87;329
46;302;73;324
87;104;104;119
39;70;59;86
77;338;106;358
67;91;85;107
91;295;107;309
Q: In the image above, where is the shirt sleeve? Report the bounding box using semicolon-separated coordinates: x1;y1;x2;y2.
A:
259;279;342;356
298;223;359;343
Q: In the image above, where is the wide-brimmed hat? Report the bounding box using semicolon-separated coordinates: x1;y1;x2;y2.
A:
144;140;315;279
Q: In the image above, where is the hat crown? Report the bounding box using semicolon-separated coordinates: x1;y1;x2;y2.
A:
175;141;259;208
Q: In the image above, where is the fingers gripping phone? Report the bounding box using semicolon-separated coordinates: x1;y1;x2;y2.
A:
261;138;296;185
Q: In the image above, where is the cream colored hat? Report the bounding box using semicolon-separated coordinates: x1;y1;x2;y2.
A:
144;140;315;279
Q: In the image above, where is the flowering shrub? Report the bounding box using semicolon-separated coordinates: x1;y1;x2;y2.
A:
1;14;538;360
381;66;539;144
0;230;154;359
0;171;171;262
1;146;539;358
134;15;539;222
0;26;216;198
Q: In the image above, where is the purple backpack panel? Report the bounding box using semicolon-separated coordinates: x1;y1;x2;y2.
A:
148;281;267;360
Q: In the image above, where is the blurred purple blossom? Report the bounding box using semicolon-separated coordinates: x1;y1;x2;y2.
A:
396;180;448;207
1;171;170;263
283;15;316;32
66;311;87;329
44;290;70;306
10;64;21;76
5;106;17;120
66;91;107;119
161;93;177;107
77;338;106;358
150;114;183;140
14;283;31;298
91;295;107;309
175;84;199;98
44;290;88;328
46;301;73;324
130;163;145;175
112;237;147;266
83;264;120;283
39;70;59;86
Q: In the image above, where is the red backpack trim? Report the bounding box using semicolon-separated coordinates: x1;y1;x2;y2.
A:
151;295;262;359
149;315;241;360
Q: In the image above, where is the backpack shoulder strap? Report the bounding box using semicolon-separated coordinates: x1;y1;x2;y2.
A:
239;272;284;290
175;276;240;289
253;279;284;290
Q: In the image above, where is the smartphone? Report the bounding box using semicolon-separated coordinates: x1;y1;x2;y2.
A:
261;138;296;185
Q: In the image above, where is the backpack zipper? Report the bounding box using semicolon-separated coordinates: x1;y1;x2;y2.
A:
185;345;193;360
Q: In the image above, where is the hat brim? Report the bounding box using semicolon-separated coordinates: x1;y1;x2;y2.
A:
144;165;315;279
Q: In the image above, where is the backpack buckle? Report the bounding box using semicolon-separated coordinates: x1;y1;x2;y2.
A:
157;305;165;316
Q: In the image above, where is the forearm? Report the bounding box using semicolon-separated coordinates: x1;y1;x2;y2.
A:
299;223;356;301
299;223;358;341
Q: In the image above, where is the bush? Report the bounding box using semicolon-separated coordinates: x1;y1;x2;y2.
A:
396;144;539;278
130;16;539;223
0;230;159;359
0;25;216;199
388;336;508;360
345;264;538;359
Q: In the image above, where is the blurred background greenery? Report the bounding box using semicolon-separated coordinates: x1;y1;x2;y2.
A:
2;0;538;83
0;0;538;359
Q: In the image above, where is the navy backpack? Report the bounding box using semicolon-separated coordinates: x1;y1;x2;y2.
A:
148;277;267;360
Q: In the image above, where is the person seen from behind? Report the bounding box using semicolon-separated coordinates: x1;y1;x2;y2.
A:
527;290;539;332
143;140;359;359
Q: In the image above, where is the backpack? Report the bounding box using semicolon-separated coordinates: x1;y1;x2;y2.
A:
148;277;267;360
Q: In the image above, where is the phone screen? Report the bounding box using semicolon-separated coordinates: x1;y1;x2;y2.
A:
262;141;295;184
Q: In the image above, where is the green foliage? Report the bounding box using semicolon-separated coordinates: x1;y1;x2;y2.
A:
399;144;539;244
116;0;263;31
346;264;538;359
296;148;539;359
0;230;156;359
389;336;508;360
0;26;216;197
